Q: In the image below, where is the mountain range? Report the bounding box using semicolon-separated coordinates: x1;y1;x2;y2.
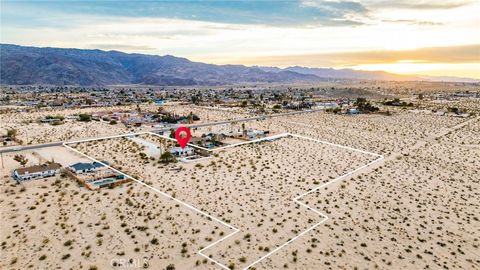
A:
0;44;477;86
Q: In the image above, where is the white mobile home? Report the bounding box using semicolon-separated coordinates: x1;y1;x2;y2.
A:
14;163;62;181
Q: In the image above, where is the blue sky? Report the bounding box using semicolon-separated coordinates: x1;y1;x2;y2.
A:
1;0;479;78
1;1;368;27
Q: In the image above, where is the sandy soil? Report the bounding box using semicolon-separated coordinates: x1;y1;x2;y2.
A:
66;133;376;268
0;152;234;270
257;141;479;269
1;108;478;270
441;118;480;145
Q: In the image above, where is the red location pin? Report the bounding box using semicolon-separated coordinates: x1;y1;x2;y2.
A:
175;127;191;149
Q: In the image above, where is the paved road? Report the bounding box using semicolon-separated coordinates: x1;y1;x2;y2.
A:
0;141;65;153
0;109;321;154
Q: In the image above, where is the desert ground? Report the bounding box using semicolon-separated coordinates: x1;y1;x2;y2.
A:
0;103;250;145
1;105;478;269
257;137;479;269
0;147;236;270
70;132;378;269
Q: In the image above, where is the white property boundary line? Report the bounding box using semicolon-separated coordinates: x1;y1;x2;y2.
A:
63;131;383;270
148;131;290;152
63;133;240;270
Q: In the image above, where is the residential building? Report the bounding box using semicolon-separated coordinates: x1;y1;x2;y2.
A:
14;163;62;181
348;108;359;115
170;146;194;156
246;129;269;139
69;161;108;174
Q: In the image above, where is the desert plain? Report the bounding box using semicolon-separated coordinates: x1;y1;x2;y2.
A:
1;100;479;270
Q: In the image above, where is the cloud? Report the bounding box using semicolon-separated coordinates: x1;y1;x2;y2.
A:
89;44;158;52
214;44;480;67
1;1;478;78
381;19;444;26
0;0;370;28
301;0;368;14
299;0;369;25
366;1;474;10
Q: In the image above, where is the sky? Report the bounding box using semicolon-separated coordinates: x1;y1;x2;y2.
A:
1;0;479;78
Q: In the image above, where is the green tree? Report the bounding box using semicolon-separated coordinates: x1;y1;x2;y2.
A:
355;98;379;113
7;129;17;138
13;154;28;167
160;152;176;163
78;114;92;122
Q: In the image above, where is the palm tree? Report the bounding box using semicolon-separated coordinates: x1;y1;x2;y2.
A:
230;121;237;132
187;112;194;124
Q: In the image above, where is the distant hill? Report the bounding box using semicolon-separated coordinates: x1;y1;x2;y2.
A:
258;66;420;81
0;44;318;86
259;66;479;83
0;44;477;86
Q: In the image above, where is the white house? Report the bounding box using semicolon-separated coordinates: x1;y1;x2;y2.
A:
348;108;359;115
170;146;194;156
14;163;62;181
246;129;268;139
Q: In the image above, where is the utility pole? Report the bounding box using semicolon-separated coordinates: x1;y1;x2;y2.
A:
1;152;4;169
